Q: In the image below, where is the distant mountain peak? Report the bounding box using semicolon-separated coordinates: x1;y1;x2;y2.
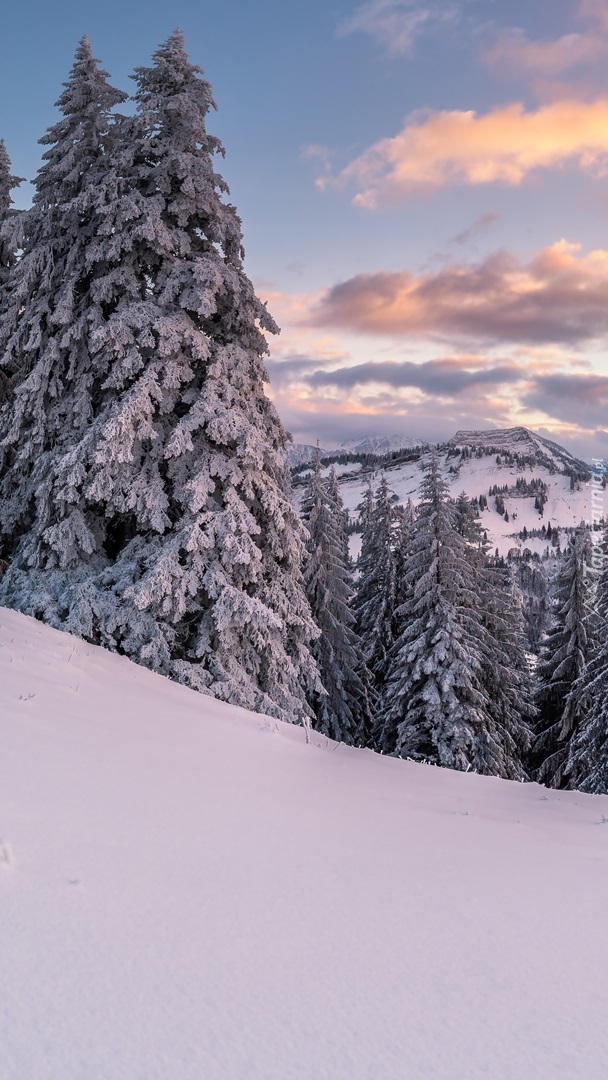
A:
338;434;424;455
449;426;590;476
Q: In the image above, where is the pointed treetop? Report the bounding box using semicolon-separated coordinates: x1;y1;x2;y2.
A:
0;140;24;212
133;28;209;95
32;38;127;207
48;36;126;124
158;28;188;58
75;34;93;59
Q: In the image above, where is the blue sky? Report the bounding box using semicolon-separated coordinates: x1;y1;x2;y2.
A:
1;0;608;457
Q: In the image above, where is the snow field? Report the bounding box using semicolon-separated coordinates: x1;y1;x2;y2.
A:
2;608;608;1079
324;450;608;558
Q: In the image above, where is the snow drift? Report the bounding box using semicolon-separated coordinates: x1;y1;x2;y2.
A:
2;607;608;1080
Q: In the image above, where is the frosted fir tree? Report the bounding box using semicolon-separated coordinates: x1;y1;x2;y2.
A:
534;525;594;787
392;497;415;609
454;490;485;548
0;41;126;387
301;455;373;744
455;489;533;775
326;465;351;567
353;477;400;691
0;140;22;291
0;140;23;403
0;37;126;548
480;558;534;777
0;33;319;724
567;525;608;792
378;457;527;778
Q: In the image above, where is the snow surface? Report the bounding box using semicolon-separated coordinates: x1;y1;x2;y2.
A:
2;607;608;1080
317;450;607;558
450;426;590;474
286;434;422;468
291;427;607;557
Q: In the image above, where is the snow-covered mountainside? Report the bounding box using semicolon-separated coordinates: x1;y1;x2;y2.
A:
337;433;424;456
286;433;422;468
285;441;331;468
2;607;608;1079
293;426;607;557
450;425;591;476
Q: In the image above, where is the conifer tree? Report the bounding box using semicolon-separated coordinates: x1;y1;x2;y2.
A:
0;33;319;724
567;526;608;792
353;476;400;691
393;497;415;609
0;37;126;549
301;455;373;744
455;489;533;773
0;140;22;291
480;560;534;776
327;466;350;567
0;140;24;405
534;525;593;786
378;458;529;778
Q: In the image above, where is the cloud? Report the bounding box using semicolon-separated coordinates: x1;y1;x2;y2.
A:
578;0;608;32
481;28;607;81
309;241;608;346
275;395;520;452
265;340;608;460
522;372;608;428
304;356;521;394
337;0;460;57
266;355;329;389
321;99;608;206
451;212;500;246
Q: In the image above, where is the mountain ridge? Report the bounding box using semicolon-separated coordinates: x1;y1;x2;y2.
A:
289;425;602;473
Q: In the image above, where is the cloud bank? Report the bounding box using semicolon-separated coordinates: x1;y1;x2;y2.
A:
321;99;608;206
309;241;608;345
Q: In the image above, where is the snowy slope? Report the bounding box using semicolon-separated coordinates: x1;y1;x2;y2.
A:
286;433;421;468
285;441;330;468
294;427;607;557
2;608;608;1080
450;425;590;474
337;433;424;455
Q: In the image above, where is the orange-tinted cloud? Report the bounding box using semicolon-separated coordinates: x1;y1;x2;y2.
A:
322;99;608;206
309;241;608;345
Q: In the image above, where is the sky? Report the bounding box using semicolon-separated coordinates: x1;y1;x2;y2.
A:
1;0;608;459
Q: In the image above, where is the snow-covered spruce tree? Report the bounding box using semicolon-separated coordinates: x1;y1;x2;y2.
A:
0;140;22;291
0;37;126;552
534;525;594;787
0;33;319;723
455;490;533;774
353;476;401;692
480;559;534;777
566;525;608;792
518;556;551;652
326;465;351;567
378;457;528;778
392;497;415;609
0;140;24;404
300;455;374;744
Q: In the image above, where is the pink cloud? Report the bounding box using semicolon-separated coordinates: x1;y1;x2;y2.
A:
322;99;608;206
309;241;608;345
